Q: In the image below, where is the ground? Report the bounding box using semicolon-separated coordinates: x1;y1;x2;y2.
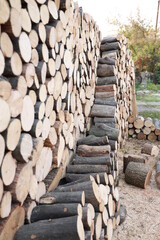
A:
113;138;160;240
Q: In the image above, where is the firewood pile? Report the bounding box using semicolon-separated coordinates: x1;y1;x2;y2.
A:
128;116;160;141
0;0;101;238
15;134;123;240
90;35;137;149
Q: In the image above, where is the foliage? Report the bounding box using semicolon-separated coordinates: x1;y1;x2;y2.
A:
111;10;160;74
136;93;160;102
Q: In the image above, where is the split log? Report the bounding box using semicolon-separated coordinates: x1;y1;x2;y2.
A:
0;135;5;166
21;95;34;132
123;154;147;173
0;0;10;24
77;135;109;146
77;145;110;157
0;205;25;240
141;143;159;157
125;162;152;189
40;191;85;206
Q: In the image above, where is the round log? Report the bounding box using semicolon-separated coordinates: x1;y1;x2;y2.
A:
125;162;152;189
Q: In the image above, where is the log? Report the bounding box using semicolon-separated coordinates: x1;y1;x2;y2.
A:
0;0;10;24
91;105;116;118
97;76;117;86
31;203;82;223
144;117;153;128
0;135;5;166
0;191;12;218
100;42;120;51
3;119;21;151
141;143;159;157
94;213;102;240
77;135;109;146
82;203;94;229
77;145;110;157
35;147;52;182
0;98;10;132
89;125;119;141
98;57;115;65
148;132;157;141
15;216;85;240
40;191;85;206
13;133;33;163
72;155;112;166
1;152;17;186
123;154;147;173
67;165;110;174
119;205;127;225
97;65;116;77
155;161;160;189
7;163;32;204
95;84;116;92
0;205;25;240
65;173;99;184
95;98;117;106
55;181;101;211
0;76;12;100
133;116;144;129
125;162;152;189
21;95;34;132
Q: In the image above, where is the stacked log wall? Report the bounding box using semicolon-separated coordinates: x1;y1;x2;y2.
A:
0;0;101;237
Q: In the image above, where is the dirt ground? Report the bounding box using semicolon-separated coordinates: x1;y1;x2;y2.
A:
112;138;160;240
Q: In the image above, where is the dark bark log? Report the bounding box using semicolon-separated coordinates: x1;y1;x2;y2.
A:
31;203;82;223
95;98;117;106
100;42;120;52
97;65;116;78
72;155;112;166
90;105;116;118
125;162;152;189
67;165;110;174
55;181;101;211
98;57;115;65
40;191;85;206
101;36;121;44
155;161;160;189
77;135;109;146
123;154;147;173
15;216;85;240
89;125;119;141
97;76;117;86
77;145;110;157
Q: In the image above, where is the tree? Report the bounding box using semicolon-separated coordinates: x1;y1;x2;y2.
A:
111;10;160;74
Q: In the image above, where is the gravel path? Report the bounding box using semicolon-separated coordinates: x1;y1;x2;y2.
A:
112;139;160;240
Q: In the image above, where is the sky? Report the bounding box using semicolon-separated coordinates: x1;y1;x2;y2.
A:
77;0;158;36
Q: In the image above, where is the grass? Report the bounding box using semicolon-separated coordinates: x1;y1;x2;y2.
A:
135;83;160;91
136;94;160;102
138;111;160;119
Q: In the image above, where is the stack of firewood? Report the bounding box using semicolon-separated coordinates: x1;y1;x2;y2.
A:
0;0;101;238
128;116;160;141
15;134;122;240
89;35;137;148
